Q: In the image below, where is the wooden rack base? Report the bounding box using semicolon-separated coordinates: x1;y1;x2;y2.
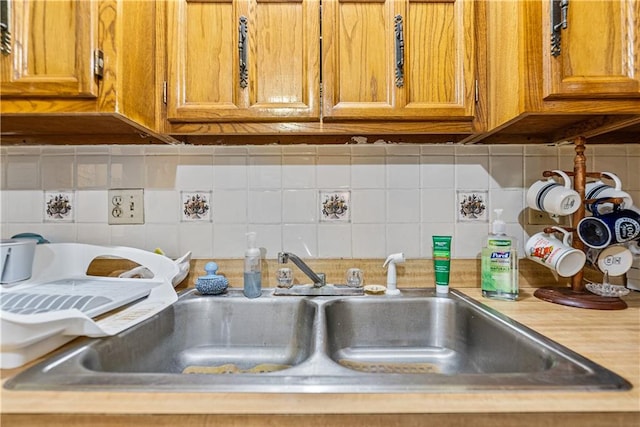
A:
532;136;627;310
534;286;627;310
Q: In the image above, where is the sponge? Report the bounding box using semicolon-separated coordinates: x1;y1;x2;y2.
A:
195;262;229;295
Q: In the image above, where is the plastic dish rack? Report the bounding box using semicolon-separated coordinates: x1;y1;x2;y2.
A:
0;243;180;369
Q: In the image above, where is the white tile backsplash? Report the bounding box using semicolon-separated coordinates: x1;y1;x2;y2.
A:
213;224;248;258
351;189;386;223
110;155;145;188
386;224;420;258
317;156;350;189
213;155;248;189
41;155;75;190
248;190;282;223
145;190;180;223
455;156;490;190
421;189;455;223
248;155;282;189
282;157;316;189
387;189;420;223
387;156;420;189
282;224;317;257
176;161;214;191
1;144;638;260
351;156;386;189
212;190;248;224
77;155;109;189
76;190;108;223
6;156;40;189
179;222;214;258
318;224;352;258
352;224;386;258
283;190;317;223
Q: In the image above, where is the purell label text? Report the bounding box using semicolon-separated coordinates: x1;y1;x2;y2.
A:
615;217;640;242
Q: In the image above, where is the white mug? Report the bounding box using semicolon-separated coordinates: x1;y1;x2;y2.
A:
526;170;581;216
525;226;586;277
585;245;634;277
585;172;634;214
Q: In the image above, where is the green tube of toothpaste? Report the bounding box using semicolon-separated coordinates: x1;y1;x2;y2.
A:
432;235;452;294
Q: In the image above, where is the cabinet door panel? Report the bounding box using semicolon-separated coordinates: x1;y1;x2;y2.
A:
323;0;394;118
323;0;475;120
254;1;309;108
167;0;241;121
167;0;319;122
0;0;98;98
544;0;640;99
404;0;473;117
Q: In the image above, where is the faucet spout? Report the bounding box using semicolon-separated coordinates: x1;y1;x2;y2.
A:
278;252;325;287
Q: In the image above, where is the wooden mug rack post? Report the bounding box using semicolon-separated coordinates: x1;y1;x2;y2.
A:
532;136;628;310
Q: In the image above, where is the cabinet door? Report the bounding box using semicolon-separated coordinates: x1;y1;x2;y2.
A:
322;0;475;120
543;0;640;99
0;0;98;98
166;0;319;122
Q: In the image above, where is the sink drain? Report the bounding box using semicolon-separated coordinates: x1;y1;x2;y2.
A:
338;359;440;374
182;363;291;374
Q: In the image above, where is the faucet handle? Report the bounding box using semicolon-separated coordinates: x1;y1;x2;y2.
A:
278;252;288;264
313;273;326;288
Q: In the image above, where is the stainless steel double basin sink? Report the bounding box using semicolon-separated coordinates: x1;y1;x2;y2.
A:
5;288;631;393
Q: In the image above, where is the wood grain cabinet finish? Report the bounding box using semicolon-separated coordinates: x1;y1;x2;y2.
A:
322;0;476;121
0;0;98;98
543;0;640;100
165;0;320;122
163;0;478;137
483;0;640;143
0;0;171;144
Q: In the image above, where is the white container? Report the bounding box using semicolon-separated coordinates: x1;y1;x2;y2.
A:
1;239;37;284
243;232;262;298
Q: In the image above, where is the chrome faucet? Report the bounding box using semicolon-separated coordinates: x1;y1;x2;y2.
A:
278;252;326;288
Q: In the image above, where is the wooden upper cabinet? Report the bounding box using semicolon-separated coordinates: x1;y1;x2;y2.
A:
0;0;99;98
543;0;640;99
322;0;476;120
482;0;640;143
165;0;320;122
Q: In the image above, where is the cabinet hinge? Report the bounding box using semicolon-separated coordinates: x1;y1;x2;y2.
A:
474;79;479;103
93;49;104;79
162;81;167;105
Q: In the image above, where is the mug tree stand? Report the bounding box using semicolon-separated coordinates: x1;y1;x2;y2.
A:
533;136;627;310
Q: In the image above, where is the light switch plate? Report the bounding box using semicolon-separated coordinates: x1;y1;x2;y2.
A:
108;189;144;225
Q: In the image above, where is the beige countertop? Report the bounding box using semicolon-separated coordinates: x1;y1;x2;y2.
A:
1;260;639;426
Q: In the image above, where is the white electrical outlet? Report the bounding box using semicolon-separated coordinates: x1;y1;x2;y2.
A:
108;189;144;225
526;208;570;226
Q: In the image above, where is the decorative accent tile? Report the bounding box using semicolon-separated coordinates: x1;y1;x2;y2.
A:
181;191;212;221
457;190;488;222
44;191;75;222
320;190;350;222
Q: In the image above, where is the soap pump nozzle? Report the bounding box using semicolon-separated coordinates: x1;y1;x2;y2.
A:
383;252;405;295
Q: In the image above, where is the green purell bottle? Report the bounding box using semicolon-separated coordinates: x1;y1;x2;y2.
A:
481;209;518;301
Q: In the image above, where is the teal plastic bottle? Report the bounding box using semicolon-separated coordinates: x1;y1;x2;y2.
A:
481;209;518;301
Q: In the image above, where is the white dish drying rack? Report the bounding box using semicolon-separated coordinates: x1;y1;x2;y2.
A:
0;243;186;369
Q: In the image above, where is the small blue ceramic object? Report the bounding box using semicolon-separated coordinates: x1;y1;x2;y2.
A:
195;261;229;295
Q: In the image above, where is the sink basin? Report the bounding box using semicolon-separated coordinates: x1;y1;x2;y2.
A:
84;296;316;374
325;297;552;375
5;288;631;393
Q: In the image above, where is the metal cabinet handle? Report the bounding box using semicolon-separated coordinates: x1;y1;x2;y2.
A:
394;15;404;88
550;0;569;57
0;0;11;55
239;16;248;89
